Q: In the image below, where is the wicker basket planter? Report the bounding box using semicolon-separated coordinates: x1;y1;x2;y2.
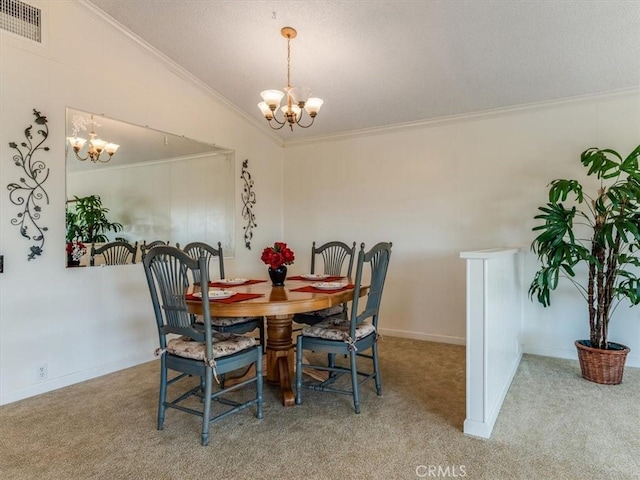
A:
575;340;630;385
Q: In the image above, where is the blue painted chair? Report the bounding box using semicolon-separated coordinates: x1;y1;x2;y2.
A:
140;240;168;259
143;245;263;446
295;242;392;413
293;241;356;326
90;240;138;266
183;241;265;350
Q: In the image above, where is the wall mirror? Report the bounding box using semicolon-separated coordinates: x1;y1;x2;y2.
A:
65;107;235;267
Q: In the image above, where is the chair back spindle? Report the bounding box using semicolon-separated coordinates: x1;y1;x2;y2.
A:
311;241;356;277
183;241;224;285
90;241;138;266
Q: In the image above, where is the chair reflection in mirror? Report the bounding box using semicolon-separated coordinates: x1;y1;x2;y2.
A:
295;242;392;414
140;240;169;260
90;240;138;266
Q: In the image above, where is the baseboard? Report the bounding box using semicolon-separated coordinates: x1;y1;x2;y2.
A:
0;353;156;406
378;328;465;346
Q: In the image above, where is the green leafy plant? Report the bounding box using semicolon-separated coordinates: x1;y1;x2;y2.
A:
65;195;123;244
530;145;640;350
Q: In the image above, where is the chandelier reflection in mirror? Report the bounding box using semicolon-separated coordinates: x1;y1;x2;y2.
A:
257;27;324;131
66;114;120;163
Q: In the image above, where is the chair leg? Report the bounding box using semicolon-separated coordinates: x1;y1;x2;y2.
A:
201;367;213;446
259;318;265;351
158;356;167;430
373;340;382;395
350;349;360;414
256;349;264;419
295;335;303;405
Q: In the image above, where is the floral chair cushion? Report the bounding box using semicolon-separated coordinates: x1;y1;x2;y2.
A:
194;314;261;327
301;316;375;342
166;332;256;361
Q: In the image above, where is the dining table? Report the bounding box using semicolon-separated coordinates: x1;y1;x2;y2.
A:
185;277;369;407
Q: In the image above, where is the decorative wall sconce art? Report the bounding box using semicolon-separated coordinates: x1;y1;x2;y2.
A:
7;108;50;260
241;159;257;250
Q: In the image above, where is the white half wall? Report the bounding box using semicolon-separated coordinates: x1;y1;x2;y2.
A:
460;248;523;439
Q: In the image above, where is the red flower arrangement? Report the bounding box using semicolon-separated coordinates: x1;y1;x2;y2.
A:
261;242;295;269
66;240;87;262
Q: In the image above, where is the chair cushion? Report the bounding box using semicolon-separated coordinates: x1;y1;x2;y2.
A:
166;332;256;361
301;317;375;342
194;315;261;327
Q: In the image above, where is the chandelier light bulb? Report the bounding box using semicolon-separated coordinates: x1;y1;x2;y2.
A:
304;98;324;117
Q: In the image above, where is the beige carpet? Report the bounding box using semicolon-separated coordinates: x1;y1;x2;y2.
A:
1;337;638;479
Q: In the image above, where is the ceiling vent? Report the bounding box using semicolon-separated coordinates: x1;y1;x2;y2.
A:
0;0;41;43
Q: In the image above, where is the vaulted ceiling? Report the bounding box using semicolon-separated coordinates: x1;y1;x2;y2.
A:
86;0;640;143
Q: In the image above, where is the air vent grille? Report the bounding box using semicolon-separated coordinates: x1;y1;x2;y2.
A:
0;0;41;43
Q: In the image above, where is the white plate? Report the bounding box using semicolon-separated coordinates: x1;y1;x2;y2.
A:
301;273;329;280
311;282;347;290
218;278;248;285
192;289;236;299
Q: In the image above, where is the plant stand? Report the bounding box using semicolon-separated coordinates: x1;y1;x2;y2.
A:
575;340;630;385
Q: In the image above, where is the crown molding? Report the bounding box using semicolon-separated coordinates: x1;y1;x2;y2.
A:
74;0;283;147
283;86;640;148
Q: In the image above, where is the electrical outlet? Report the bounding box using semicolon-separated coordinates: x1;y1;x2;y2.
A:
36;364;48;381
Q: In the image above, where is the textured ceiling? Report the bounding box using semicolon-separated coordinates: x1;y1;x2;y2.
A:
86;0;640;143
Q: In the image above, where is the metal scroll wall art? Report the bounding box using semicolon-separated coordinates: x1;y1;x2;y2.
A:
7;109;50;260
241;158;257;250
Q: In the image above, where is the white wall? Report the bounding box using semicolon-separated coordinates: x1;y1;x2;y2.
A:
0;1;284;404
2;1;639;406
283;90;640;367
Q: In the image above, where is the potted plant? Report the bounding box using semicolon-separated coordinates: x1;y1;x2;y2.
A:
66;194;123;244
529;144;640;384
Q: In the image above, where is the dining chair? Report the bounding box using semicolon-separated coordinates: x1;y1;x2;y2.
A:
143;245;263;446
89;240;138;266
140;240;168;259
293;241;357;327
182;241;265;350
295;242;392;413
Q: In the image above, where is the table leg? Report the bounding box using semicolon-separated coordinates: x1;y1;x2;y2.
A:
265;314;295;406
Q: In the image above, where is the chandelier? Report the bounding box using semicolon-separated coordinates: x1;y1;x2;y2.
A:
67;115;119;163
258;27;324;131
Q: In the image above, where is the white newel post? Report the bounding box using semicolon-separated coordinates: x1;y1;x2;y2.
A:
460;248;524;438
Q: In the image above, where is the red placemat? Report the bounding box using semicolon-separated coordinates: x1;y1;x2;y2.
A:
287;275;344;282
289;284;354;294
207;279;266;288
185;292;264;303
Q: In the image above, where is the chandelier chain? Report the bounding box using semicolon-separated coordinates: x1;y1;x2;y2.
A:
286;34;291;89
